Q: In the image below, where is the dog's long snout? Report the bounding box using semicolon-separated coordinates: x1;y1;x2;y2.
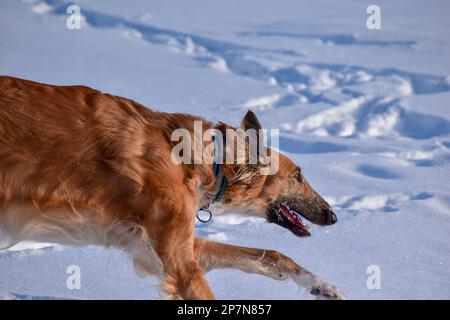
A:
325;208;337;225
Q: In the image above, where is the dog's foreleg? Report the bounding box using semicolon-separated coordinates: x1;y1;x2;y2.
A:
150;207;215;300
156;238;215;300
194;238;345;300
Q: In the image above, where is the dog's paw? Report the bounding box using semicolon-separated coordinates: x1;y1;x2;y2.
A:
310;279;346;300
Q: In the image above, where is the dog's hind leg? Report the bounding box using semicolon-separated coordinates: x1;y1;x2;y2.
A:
194;238;345;300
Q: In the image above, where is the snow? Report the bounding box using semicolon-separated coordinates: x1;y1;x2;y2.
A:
0;0;449;299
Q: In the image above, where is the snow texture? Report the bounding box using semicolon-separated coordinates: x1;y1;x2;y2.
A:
0;0;449;299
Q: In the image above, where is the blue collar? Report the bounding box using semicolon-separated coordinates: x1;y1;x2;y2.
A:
212;135;228;203
200;135;228;213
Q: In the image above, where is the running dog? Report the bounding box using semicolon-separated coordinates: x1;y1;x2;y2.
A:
0;76;345;300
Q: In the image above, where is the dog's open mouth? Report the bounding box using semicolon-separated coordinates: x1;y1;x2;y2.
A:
267;201;311;237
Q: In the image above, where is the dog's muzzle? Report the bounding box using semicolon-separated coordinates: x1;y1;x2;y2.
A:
267;199;337;237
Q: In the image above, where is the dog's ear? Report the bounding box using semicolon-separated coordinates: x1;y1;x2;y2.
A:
241;110;262;132
241;110;263;166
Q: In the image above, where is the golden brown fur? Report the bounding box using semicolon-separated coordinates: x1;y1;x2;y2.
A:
0;76;345;300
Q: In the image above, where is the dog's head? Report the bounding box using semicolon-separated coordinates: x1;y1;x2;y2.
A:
218;111;337;237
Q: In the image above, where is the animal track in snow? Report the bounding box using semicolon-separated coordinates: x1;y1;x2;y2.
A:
357;164;401;180
327;192;433;215
27;0;450;107
379;140;450;167
282;96;450;140
238;31;417;50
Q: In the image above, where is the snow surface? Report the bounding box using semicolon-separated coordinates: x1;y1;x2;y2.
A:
0;0;449;299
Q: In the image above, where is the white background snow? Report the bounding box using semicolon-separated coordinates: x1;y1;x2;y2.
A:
0;0;449;299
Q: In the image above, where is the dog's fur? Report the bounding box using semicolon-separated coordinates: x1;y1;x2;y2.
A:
0;76;344;300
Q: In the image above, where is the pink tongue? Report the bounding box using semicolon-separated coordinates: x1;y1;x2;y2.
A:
280;206;305;227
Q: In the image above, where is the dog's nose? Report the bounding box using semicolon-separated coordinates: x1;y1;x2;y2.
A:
325;208;337;224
